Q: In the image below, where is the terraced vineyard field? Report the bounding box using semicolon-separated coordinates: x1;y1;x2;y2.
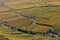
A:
0;0;60;40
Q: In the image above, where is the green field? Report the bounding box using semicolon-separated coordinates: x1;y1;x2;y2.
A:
0;0;60;40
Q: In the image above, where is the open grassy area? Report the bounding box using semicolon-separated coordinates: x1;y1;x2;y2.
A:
16;7;60;33
0;7;8;12
0;0;60;40
0;26;60;40
0;12;22;22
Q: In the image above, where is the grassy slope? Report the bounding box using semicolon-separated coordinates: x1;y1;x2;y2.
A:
0;26;60;40
17;7;60;33
0;0;60;40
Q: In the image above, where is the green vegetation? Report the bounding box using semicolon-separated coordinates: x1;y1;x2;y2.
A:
16;7;60;33
0;0;60;40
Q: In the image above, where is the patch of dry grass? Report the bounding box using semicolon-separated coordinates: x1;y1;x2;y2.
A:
0;7;8;12
0;12;21;21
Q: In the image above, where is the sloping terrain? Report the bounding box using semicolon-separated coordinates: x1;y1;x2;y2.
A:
0;0;60;40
